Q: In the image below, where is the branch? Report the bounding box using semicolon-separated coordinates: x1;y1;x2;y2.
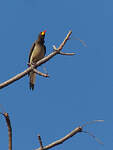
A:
0;112;12;150
38;135;44;150
82;131;104;145
0;30;72;89
36;127;82;150
53;45;75;55
59;51;75;55
33;69;49;77
35;120;104;150
81;120;104;128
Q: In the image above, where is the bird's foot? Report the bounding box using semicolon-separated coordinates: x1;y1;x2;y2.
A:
27;62;35;67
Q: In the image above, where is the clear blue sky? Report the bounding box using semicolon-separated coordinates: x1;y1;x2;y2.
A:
0;0;112;149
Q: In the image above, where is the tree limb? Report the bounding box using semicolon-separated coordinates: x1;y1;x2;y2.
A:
0;112;12;150
36;127;82;150
0;30;72;89
33;69;49;77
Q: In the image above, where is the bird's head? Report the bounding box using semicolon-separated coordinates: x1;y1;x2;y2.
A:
40;30;46;36
38;30;46;43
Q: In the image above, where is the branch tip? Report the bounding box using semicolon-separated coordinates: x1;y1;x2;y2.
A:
82;120;104;128
38;135;43;149
59;51;76;56
53;45;57;50
82;130;104;145
33;69;49;78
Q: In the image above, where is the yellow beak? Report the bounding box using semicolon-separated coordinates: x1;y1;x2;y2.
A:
41;31;45;36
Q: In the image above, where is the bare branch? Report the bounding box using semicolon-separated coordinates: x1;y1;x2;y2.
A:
38;135;44;150
82;120;104;128
0;112;12;150
82;131;104;145
52;45;57;50
81;120;104;145
33;69;49;77
70;36;87;47
36;119;104;150
53;45;75;55
0;30;72;89
59;51;75;56
36;127;82;150
75;37;87;47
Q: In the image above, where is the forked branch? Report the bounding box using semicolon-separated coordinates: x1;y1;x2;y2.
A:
36;120;104;150
0;31;73;89
36;127;82;150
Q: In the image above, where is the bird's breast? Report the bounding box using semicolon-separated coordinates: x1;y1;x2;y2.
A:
30;44;45;64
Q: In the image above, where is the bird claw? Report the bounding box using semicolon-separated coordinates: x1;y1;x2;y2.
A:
27;62;35;67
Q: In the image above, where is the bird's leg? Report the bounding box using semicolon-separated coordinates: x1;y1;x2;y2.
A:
27;62;35;67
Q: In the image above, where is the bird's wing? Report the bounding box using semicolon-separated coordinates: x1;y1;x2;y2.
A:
28;42;36;63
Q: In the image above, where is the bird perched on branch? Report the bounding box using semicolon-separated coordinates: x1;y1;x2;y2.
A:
28;30;46;90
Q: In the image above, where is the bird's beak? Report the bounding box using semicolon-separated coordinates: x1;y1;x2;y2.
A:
41;30;46;35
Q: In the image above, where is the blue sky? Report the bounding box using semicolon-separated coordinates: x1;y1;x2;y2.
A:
0;0;113;149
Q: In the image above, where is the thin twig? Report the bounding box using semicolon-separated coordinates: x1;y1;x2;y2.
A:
82;131;104;145
71;36;87;47
38;135;44;150
59;51;75;55
33;69;49;77
1;112;12;150
0;31;72;89
82;120;104;128
53;45;75;55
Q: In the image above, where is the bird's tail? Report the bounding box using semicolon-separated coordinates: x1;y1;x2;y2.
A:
29;71;36;90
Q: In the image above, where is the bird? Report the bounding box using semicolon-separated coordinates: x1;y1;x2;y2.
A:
28;30;46;90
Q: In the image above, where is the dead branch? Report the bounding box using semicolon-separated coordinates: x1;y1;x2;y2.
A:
36;127;82;150
35;120;104;150
0;113;103;150
0;30;73;89
33;69;49;77
59;51;75;55
0;112;12;150
38;135;44;150
82;120;104;128
81;120;104;145
82;131;104;145
53;45;75;56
